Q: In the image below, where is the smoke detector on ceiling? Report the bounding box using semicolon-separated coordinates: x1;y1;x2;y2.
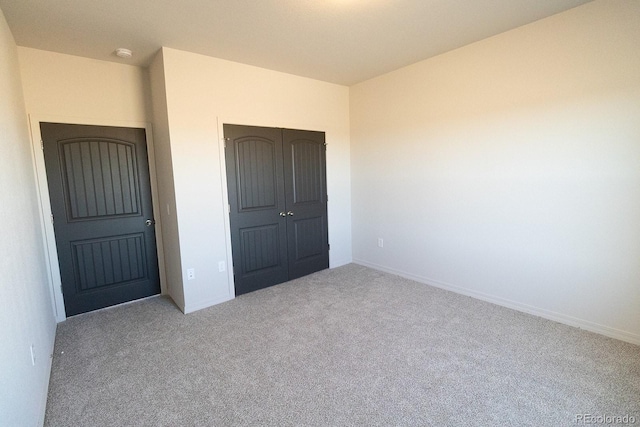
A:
115;48;132;59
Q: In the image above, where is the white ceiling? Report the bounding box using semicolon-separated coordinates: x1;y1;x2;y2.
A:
0;0;592;85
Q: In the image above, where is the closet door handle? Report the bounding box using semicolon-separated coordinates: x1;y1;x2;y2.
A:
279;212;286;217
287;211;294;216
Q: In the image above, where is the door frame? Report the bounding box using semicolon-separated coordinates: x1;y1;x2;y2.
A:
29;114;167;322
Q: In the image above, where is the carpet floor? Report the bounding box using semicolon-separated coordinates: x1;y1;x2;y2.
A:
45;264;639;426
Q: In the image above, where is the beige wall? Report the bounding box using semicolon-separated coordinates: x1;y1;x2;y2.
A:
0;9;56;426
17;47;170;316
350;0;640;343
149;50;185;309
18;45;352;315
155;48;352;313
18;47;150;123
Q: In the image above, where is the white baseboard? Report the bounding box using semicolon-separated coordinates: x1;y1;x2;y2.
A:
330;256;353;269
353;259;640;346
39;323;57;426
183;293;234;314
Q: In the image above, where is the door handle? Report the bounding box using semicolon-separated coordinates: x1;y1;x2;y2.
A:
287;211;294;216
279;212;286;217
145;219;154;226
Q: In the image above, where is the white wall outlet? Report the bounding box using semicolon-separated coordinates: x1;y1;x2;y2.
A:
218;261;226;272
187;268;195;280
30;344;36;366
378;238;384;248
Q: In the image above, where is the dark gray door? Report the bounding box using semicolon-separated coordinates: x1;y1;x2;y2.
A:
282;129;329;280
41;123;160;316
224;125;289;294
225;124;329;295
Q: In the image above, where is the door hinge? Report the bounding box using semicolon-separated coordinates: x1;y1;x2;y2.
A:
40;139;44;150
50;213;54;224
328;243;330;250
228;204;231;214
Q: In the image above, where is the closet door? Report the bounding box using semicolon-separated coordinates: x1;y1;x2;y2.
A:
225;124;329;296
282;129;329;280
224;125;289;295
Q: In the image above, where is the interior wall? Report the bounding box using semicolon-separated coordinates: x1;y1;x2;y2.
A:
16;47;175;315
350;0;640;344
18;47;150;122
0;9;56;426
157;47;352;313
148;50;184;309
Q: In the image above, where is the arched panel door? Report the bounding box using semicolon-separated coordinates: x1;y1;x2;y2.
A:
41;123;160;316
282;129;329;280
224;125;288;295
224;124;328;296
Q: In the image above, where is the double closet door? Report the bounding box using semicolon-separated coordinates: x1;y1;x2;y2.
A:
224;124;329;295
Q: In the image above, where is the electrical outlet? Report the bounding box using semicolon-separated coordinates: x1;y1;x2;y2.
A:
218;261;226;272
187;268;195;280
30;344;36;366
378;238;384;248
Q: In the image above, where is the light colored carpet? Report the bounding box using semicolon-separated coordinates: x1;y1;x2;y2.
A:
45;264;639;426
